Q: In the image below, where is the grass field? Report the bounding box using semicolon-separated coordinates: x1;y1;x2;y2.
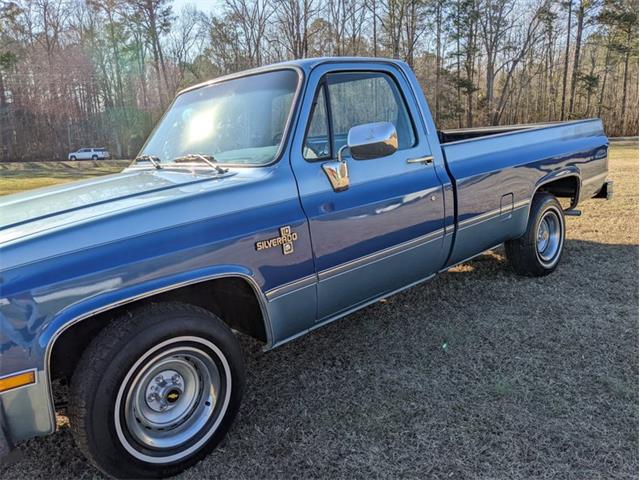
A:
0;160;130;196
1;144;638;479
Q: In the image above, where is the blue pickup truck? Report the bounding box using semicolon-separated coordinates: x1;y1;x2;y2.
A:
0;58;612;478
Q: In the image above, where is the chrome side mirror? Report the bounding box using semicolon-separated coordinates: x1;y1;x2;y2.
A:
322;122;398;192
347;122;398;160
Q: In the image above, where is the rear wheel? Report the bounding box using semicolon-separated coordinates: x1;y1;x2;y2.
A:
91;154;98;160
505;193;565;276
68;303;245;478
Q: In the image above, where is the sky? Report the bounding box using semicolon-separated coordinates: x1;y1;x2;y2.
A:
171;0;221;14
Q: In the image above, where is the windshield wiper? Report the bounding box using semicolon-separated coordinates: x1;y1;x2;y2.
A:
171;154;227;174
133;155;162;169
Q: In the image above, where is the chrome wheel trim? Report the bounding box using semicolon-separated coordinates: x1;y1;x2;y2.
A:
536;207;563;266
124;349;219;451
114;336;231;464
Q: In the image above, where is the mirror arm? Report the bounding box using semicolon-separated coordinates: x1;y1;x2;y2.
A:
337;144;348;164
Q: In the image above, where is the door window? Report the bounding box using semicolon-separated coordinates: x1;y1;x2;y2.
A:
303;87;330;160
326;72;416;154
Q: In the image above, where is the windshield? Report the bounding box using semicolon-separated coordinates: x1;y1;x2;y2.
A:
139;69;299;166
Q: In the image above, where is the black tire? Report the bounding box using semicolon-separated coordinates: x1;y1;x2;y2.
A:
70;155;77;161
505;193;565;277
91;154;98;160
68;302;245;479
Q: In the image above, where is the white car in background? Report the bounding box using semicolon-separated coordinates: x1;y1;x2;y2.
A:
68;147;110;160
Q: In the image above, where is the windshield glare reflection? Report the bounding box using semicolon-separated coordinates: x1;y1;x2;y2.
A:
139;69;299;166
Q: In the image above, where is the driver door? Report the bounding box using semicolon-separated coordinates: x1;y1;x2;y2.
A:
290;63;448;321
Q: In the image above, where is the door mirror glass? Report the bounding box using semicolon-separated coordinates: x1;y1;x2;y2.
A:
347;122;398;160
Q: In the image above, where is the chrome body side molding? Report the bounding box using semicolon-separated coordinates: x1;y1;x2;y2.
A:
265;274;317;300
317;228;445;282
458;200;530;230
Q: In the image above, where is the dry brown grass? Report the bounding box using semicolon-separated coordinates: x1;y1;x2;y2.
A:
1;144;637;479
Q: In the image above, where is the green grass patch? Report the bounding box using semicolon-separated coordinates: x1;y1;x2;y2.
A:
0;160;130;196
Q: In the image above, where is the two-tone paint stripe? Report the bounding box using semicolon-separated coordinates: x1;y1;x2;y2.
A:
265;200;530;301
317;228;445;281
264;274;317;300
458;199;530;230
265;228;445;299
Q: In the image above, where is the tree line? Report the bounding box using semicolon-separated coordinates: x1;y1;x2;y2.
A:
0;0;637;161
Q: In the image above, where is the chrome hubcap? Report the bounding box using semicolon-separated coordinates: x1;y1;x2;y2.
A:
145;369;185;413
125;350;220;450
536;210;562;263
115;337;231;463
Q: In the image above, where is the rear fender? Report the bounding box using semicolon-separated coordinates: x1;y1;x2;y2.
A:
531;168;581;209
509;168;581;239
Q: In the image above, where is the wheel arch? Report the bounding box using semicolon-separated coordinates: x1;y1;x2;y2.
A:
532;170;581;209
46;271;273;385
510;170;579;240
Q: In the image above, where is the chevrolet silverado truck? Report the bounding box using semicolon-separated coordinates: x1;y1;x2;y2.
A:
0;58;612;478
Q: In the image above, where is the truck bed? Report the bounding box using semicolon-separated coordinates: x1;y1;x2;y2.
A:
438;120;585;144
439;118;609;266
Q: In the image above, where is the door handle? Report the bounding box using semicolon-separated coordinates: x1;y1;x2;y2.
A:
406;155;434;165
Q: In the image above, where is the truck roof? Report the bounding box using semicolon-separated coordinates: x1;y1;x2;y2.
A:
179;57;404;96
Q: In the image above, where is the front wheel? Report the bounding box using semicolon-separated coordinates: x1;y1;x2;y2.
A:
68;303;245;478
505;193;565;276
69;155;77;161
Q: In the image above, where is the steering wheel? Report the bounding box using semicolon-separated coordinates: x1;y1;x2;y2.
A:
304;141;330;159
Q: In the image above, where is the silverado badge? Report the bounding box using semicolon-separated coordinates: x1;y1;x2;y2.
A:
255;226;299;255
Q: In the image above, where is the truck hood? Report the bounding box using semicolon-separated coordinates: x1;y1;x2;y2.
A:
0;168;239;245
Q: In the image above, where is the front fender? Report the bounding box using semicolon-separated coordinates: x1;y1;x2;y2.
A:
12;265;271;443
1;250;277;444
40;264;272;353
